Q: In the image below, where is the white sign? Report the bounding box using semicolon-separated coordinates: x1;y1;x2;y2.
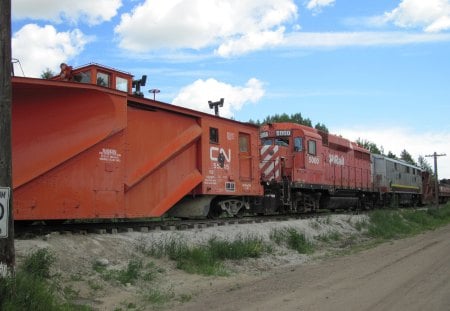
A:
99;148;122;162
329;154;345;166
0;187;11;238
276;130;291;136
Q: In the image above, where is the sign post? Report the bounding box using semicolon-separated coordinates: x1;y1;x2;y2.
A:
0;0;15;278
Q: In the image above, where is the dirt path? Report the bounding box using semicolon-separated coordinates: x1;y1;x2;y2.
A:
173;225;450;311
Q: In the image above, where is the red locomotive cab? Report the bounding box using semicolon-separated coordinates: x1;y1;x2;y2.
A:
260;125;289;182
260;123;325;185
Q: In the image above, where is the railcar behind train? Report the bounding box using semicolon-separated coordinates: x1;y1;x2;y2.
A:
372;154;422;206
422;173;450;204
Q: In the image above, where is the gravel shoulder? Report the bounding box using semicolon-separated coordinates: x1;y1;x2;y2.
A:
174;224;450;311
14;214;450;310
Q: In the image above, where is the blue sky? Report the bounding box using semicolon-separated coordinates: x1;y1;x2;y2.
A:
11;0;450;177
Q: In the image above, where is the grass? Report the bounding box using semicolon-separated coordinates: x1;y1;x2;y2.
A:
93;259;162;285
140;235;270;276
0;248;91;311
270;227;315;254
317;230;342;243
367;204;450;240
144;287;175;305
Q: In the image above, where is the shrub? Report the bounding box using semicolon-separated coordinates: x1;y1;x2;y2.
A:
270;227;315;254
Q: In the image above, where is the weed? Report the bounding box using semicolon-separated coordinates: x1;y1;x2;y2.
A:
178;294;192;303
93;259;164;286
22;248;55;279
0;249;90;311
144;287;175;305
367;205;450;240
310;219;321;230
142;235;270;276
87;279;103;291
354;219;369;232
70;273;84;282
63;285;80;300
270;227;315;254
208;235;267;260
317;231;341;243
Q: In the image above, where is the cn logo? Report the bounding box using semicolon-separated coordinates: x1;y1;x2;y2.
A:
210;147;231;168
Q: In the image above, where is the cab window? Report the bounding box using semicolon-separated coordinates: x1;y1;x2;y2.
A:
97;71;111;87
115;76;128;92
308;140;316;155
294;137;303;152
275;138;289;147
261;139;273;146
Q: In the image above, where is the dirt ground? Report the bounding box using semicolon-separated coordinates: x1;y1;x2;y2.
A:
14;216;450;310
174;224;450;311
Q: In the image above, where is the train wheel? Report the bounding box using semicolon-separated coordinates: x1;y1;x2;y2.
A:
207;204;222;219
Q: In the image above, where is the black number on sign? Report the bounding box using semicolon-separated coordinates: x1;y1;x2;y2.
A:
0;203;4;221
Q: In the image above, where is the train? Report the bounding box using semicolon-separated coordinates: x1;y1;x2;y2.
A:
10;63;447;223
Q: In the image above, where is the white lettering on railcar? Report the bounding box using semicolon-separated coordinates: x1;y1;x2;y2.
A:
227;132;235;140
210;147;231;163
99;148;122;162
329;154;345;166
308;155;320;165
276;130;291;136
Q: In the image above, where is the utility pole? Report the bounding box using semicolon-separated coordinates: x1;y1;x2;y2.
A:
0;0;15;278
208;98;224;116
425;152;447;207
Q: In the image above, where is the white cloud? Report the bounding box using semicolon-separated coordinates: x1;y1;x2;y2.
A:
12;0;122;25
283;31;450;48
12;24;89;78
335;126;450;179
172;78;265;118
382;0;450;32
114;0;297;56
306;0;335;12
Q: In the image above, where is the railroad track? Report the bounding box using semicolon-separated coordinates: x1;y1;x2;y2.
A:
15;210;361;238
16;205;436;238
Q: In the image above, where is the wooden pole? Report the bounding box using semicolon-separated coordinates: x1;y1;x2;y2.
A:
425;152;447;208
0;0;15;278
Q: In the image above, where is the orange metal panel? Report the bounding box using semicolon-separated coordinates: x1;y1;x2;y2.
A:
12;80;127;188
123;106;203;217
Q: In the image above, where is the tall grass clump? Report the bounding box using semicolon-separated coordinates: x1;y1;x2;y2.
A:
368;204;450;240
140;235;269;276
270;227;315;254
0;248;89;311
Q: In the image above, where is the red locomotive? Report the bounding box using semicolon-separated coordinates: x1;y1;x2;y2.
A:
258;123;373;214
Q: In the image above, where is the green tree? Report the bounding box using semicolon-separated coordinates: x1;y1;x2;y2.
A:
314;122;329;133
386;151;397;159
261;113;313;127
417;155;433;173
356;138;382;154
40;68;55;79
400;149;417;165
